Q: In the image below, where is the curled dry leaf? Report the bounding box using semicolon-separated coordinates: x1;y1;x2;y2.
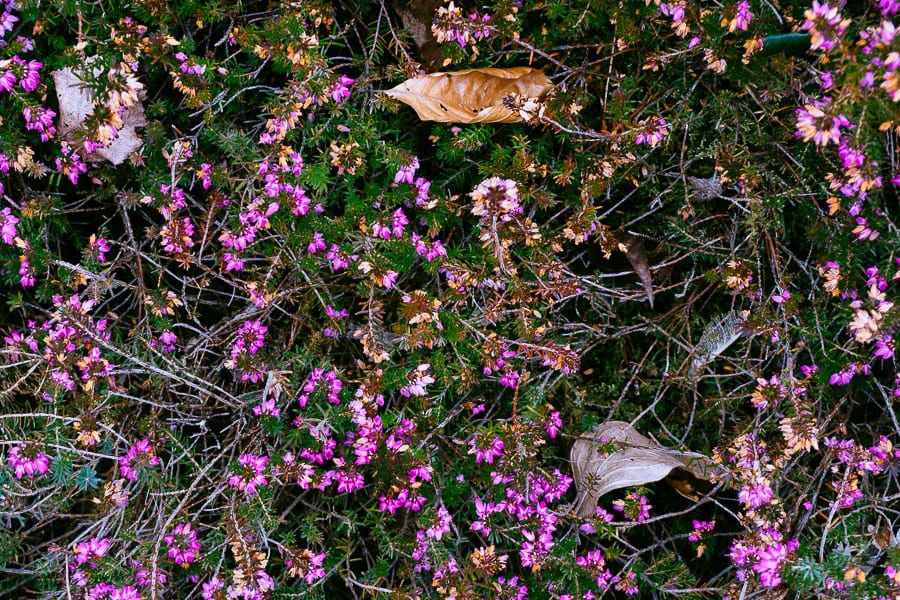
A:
570;421;719;518
691;310;748;372
619;234;654;308
52;66;147;165
383;67;553;123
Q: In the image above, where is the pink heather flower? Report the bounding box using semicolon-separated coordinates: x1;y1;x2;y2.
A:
414;177;431;205
18;256;36;287
119;439;160;481
253;398;281;418
688;520;715;542
382;270;399;289
223;252;245;272
400;363;435;397
802;2;850;52
852;217;880;241
23;105;57;142
325;304;349;319
734;1;753;30
198;162;213;190
576;549;615;589
228;453;269;494
425;506;453;540
111;585;141;600
394;157;420;185
635;117;670;148
56;142;87;185
0;66;15;92
391;208;408;237
230;320;267;360
794;99;851;147
287;549;327;585
546;411;562;439
297;368;343;407
499;369;520;389
829;363;857;385
470;177;522;223
18;59;42;92
752;542;790;587
292;186;312;216
201;576;225;599
0;207;19;244
412;234;447;261
330;75;353;103
160;216;195;255
738;474;775;508
164;522;202;565
307;231;326;254
158;330;177;353
886;564;900;584
771;289;791;304
6;444;50;479
73;537;111;567
0;11;18;37
612;492;652;523
131;559;167;587
469;435;505;464
87;236;111;262
874;335;895;361
880;0;900;16
326;244;357;271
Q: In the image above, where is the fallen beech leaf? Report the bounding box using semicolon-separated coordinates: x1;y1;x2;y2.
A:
691;310;748;371
383;67;553;123
570;421;718;518
53;66;147;165
620;234;654;308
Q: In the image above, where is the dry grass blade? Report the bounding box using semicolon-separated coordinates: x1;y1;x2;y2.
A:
383;67;553;123
570;421;718;518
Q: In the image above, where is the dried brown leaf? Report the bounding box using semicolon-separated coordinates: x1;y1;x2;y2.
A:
52;66;147;165
620;234;654;308
383;67;553;123
570;421;719;518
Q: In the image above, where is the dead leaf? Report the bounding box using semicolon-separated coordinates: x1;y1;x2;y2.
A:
687;175;723;201
393;0;443;66
52;66;147;165
570;421;719;518
383;67;553;123
620;234;654;308
691;310;748;371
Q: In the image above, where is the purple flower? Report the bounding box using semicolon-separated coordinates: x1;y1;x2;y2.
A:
801;2;849;52
6;444;49;479
0;207;19;244
874;335;895;361
635;117;670;148
119;439;160;481
307;231;326;254
23;105;56;142
227;453;269;495
164;523;202;565
470;436;504;464
394;157;420;185
158;331;177;353
330;75;353;103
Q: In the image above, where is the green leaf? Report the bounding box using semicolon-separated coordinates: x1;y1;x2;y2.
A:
759;33;811;58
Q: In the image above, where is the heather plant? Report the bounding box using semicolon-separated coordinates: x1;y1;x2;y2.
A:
0;0;898;598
